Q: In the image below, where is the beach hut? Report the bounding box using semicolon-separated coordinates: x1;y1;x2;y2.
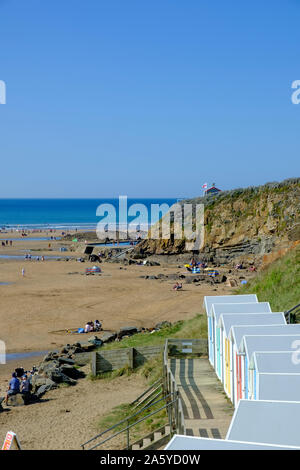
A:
226;399;300;448
249;351;300;401
238;334;300;400
231;324;300;404
203;294;258;366
203;294;258;316
210;301;271;371
216;312;286;398
203;294;258;365
164;434;299;450
229;323;300;405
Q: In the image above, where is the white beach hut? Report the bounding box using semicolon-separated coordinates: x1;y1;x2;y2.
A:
239;334;300;399
216;312;286;398
230;323;300;405
249;351;300;401
226;399;300;448
210;301;271;371
164;434;299;450
203;294;258;366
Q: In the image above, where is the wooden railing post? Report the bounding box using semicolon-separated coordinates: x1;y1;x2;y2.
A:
91;352;97;376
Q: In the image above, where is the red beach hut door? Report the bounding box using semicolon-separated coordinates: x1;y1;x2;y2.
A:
236;353;242;402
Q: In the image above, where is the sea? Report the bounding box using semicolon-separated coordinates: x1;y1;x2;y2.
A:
0;198;178;231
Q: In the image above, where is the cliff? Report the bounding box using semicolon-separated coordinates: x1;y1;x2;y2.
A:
135;178;300;265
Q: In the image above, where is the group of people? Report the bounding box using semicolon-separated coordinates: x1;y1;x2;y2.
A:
5;366;37;406
84;319;102;333
24;254;45;261
189;258;207;268
1;240;13;247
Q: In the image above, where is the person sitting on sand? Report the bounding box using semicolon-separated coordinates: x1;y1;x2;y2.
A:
173;282;182;291
190;257;196;268
84;322;92;333
21;374;31;405
94;319;102;331
5;372;20;405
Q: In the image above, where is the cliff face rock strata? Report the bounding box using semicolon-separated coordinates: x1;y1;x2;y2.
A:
135;178;300;264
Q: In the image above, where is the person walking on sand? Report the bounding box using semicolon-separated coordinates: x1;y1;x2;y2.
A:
21;267;25;277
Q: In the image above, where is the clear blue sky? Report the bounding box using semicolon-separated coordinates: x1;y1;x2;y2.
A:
0;0;299;198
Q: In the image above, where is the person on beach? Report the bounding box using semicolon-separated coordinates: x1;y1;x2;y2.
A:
94;319;102;331
84;322;92;333
173;282;182;291
21;267;25;277
5;372;20;405
21;374;31;405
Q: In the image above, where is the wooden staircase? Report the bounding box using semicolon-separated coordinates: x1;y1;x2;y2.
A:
129;425;171;450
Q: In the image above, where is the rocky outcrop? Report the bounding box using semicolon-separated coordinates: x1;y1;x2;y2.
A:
135;178;300;265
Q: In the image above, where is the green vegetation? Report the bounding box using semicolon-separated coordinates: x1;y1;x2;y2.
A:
88;364;134;381
97;393;167;448
100;314;207;352
237;244;300;312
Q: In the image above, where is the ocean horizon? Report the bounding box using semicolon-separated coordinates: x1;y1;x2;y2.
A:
0;198;178;230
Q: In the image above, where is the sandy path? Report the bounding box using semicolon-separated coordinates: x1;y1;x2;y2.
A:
0;367;147;450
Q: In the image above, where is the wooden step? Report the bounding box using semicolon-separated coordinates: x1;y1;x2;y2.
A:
132;444;141;450
142;438;152;447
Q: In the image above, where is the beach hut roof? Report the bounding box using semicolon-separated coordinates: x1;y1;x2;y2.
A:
209;301;271;320
250;351;300;373
239;334;300;360
226;400;300;447
218;312;285;338
203;294;257;316
229;321;300;347
251;373;300;402
164;435;299;450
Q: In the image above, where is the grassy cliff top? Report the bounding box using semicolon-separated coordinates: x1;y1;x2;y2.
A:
237;243;300;312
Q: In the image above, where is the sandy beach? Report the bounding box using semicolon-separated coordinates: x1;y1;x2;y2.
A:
0;231;230;357
0;231;231;449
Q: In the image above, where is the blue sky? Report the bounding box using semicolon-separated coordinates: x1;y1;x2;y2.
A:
0;0;299;198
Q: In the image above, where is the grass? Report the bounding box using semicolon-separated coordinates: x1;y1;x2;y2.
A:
97;388;167;448
237;244;300;312
88;364;134;381
100;314;207;353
